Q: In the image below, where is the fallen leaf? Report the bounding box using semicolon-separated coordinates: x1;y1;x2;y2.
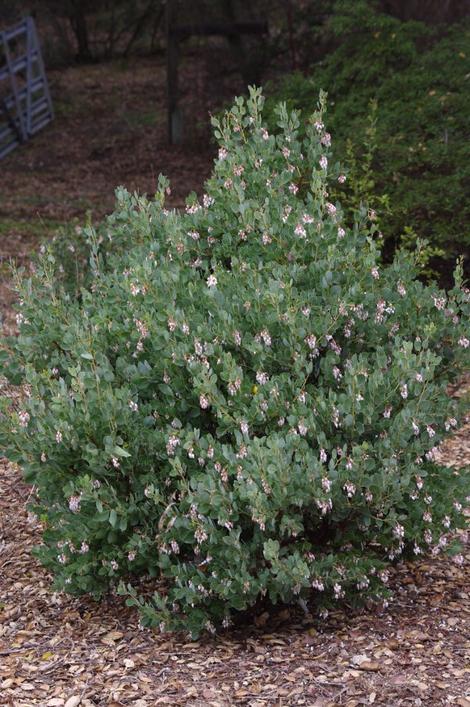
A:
411;680;429;691
350;654;380;670
351;654;370;666
410;631;431;642
64;696;81;707
100;630;124;644
202;688;217;699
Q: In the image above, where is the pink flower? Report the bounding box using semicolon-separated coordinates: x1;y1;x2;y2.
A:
68;495;81;513
397;282;407;297
260;329;271;346
18;410;30;427
393;523;404;539
305;334;317;350
333;366;342;381
445;417;457;431
199;394;210;409
333;583;344;599
236;445;248;459
228;377;242;395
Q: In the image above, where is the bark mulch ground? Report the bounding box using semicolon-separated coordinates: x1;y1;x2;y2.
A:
0;56;469;707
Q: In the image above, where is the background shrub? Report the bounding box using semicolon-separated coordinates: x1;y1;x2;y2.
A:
1;89;469;638
264;2;470;281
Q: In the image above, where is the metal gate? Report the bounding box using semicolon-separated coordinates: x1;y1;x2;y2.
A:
0;16;53;160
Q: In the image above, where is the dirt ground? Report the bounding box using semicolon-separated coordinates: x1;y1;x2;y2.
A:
0;58;469;707
0;53;221;227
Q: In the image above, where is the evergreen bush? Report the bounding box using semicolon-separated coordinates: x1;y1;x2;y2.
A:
264;4;470;275
1;89;469;637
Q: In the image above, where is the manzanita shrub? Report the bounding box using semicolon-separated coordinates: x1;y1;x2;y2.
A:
1;89;469;638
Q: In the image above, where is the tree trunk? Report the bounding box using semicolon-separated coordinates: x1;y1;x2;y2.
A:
166;0;183;144
69;1;92;62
